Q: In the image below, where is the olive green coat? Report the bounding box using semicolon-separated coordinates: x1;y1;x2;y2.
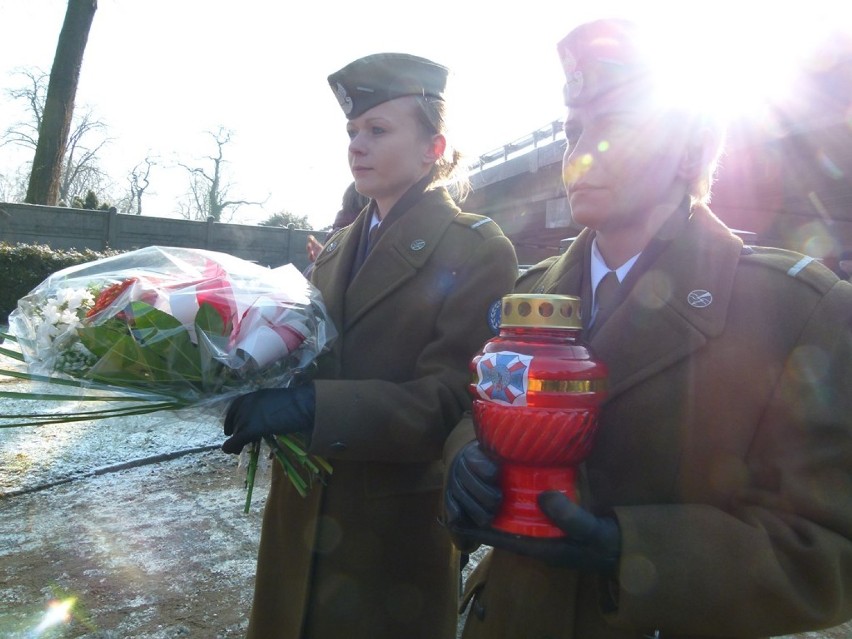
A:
449;204;852;639
246;187;517;639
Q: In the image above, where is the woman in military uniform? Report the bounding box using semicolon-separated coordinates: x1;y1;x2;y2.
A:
444;19;852;639
222;52;518;639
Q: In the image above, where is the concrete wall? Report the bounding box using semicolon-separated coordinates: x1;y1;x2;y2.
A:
0;202;324;271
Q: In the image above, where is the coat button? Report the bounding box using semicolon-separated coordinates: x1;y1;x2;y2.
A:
330;441;348;452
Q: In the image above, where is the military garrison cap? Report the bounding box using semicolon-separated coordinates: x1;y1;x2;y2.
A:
556;19;654;107
328;52;449;120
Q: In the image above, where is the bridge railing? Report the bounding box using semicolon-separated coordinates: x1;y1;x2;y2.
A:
469;119;566;173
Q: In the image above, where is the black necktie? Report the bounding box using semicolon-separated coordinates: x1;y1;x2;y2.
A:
366;223;379;254
594;270;619;320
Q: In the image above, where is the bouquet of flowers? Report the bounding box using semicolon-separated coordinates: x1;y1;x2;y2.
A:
0;245;337;510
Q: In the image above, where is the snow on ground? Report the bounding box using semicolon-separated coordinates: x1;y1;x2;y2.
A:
1;374;848;639
0;378;228;497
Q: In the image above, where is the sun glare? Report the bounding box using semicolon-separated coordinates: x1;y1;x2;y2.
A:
34;597;76;633
636;5;848;121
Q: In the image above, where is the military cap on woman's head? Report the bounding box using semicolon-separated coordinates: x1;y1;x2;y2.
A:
328;52;449;120
556;18;654;107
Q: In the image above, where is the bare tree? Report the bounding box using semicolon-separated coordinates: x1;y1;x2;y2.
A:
57;110;110;204
127;157;156;215
177;127;265;222
3;68;112;205
1;69;45;150
0;173;11;202
0;167;29;203
26;0;98;205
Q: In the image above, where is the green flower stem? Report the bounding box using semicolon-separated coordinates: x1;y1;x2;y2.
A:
0;345;24;361
0;390;176;403
0;366;181;400
243;441;261;514
267;436;309;497
241;435;332;512
0;402;184;428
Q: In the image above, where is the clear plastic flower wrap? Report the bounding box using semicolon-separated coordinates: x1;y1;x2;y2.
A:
0;246;338;508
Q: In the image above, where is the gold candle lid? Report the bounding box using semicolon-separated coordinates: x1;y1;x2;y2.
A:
499;294;582;329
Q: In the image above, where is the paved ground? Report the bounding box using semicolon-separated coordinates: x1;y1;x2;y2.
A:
0;376;264;638
1;375;850;638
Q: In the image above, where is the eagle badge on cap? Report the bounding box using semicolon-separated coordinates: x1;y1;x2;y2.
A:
565;70;584;102
335;83;353;115
560;50;585;102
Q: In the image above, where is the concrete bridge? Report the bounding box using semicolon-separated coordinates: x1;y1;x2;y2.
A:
463;52;852;271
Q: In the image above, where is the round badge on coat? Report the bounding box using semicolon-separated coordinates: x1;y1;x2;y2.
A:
687;290;712;307
487;299;502;335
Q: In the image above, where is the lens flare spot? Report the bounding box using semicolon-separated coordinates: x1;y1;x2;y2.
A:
563;154;593;185
597;140;610;152
621;553;658;596
789;344;831;385
35;597;75;633
787;219;838;259
635;271;671;310
816;149;844;180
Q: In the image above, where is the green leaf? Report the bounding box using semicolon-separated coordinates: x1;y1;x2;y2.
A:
74;309;199;397
194;302;231;392
76;318;131;361
194;302;228;336
128;301;203;382
84;332;162;385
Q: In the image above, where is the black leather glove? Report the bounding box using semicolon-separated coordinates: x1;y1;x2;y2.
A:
444;441;502;529
470;490;621;574
221;384;316;454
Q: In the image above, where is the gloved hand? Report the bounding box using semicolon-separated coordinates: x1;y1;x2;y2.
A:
221;384;316;454
470;490;621;574
444;441;502;529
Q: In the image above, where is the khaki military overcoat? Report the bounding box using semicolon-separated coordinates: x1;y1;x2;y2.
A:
246;187;517;639
448;204;852;639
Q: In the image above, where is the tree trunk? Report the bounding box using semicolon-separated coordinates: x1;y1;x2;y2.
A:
25;0;97;205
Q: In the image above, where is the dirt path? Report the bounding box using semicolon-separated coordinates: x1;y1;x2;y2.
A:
1;449;263;638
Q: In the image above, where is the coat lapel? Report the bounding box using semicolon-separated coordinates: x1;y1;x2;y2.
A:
596;206;743;399
342;189;458;331
310;215;363;358
536;206;743;402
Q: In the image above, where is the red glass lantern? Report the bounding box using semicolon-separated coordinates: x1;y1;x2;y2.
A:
469;294;608;538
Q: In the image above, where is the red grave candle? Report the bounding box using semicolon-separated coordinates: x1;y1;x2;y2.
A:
470;294;608;537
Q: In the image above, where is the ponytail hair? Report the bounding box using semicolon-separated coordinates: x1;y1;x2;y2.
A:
412;95;471;204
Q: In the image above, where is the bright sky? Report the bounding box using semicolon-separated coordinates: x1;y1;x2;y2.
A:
0;0;848;229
